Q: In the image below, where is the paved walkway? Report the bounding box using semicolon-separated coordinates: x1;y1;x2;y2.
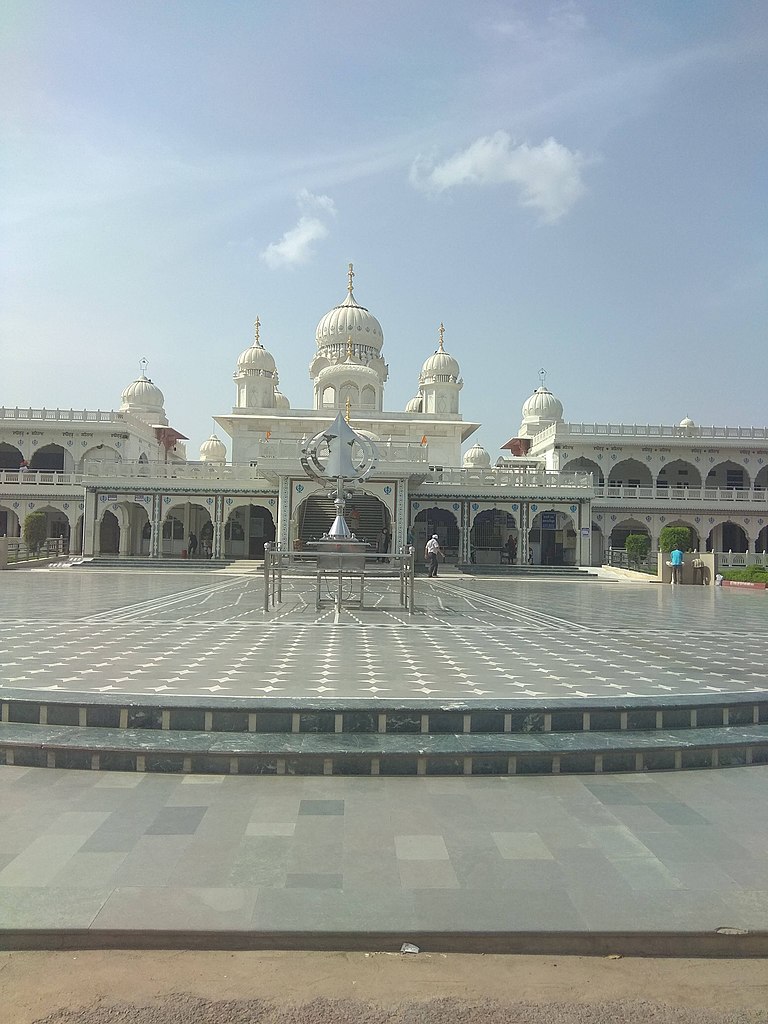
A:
1;764;768;949
1;570;766;702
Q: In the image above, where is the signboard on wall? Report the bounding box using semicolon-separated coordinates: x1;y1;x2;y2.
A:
541;512;557;530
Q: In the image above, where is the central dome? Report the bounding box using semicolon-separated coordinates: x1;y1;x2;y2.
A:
315;264;383;352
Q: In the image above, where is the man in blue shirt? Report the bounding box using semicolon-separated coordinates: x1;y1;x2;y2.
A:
670;546;684;585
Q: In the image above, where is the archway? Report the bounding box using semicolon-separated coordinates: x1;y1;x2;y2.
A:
706;461;750;490
664;519;700;550
30;444;70;473
470;509;517;564
164;503;213;557
529;510;577;566
756;525;768;554
99;511;120;554
754;466;768;490
607;459;652;489
413;507;459;564
656;460;701;489
0;443;23;470
609;518;650;550
706;521;749;553
80;445;122;472
224;504;276;559
0;505;21;537
296;492;389;547
561;457;604;487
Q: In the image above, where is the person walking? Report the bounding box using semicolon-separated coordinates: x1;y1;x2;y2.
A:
187;532;198;558
425;534;443;578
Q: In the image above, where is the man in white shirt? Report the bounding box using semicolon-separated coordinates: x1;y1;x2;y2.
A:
425;534;444;578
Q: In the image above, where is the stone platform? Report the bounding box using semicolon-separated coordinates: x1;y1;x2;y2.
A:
1;567;767;776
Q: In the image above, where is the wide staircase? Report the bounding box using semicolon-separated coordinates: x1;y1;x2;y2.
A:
298;495;387;544
59;556;238;571
1;691;766;777
459;564;605;581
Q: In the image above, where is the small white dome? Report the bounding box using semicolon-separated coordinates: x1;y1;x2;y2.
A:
274;387;290;409
121;372;164;410
315;357;380;385
420;325;460;381
521;385;563;422
463;443;491;468
679;416;695;428
200;433;226;463
315;266;384;352
120;368;167;425
236;318;276;374
405;395;423;413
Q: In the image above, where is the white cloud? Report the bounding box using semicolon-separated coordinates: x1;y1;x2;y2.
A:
260;190;337;268
410;131;589;223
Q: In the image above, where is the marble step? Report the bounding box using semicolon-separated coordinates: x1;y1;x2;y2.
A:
2;721;768;776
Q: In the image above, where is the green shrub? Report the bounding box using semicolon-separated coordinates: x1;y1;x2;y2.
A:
23;511;48;556
722;564;768;583
659;525;693;552
625;533;650;563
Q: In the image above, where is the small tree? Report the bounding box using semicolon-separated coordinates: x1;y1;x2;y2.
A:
23;511;48;556
659;525;693;552
625;533;650;565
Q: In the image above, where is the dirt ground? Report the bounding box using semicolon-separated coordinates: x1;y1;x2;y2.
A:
2;951;767;1024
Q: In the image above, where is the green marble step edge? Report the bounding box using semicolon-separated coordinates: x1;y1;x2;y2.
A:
2;721;768;757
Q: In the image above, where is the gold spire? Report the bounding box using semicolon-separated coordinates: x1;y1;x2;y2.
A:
253;317;261;346
438;322;445;351
347;262;355;293
345;396;352;423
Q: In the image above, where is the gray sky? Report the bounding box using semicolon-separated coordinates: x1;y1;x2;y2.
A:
2;0;766;458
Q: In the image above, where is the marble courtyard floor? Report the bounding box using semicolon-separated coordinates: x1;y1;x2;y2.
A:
1;567;767;949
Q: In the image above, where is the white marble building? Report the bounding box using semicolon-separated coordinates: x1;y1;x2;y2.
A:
1;267;765;565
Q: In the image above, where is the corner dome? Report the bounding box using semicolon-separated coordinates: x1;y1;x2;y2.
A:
521;385;563;422
199;433;226;463
274;387;290;409
463;443;491;468
315;265;383;352
679;416;695;428
120;365;167;425
405;395;423;413
420;325;460;381
236;318;276;374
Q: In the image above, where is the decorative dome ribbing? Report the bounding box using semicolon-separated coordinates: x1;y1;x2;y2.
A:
236;318;276;373
420;323;460;382
463;443;491;468
315;264;384;352
199;433;227;463
120;360;168;425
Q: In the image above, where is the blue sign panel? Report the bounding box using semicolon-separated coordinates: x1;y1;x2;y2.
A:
541;512;557;530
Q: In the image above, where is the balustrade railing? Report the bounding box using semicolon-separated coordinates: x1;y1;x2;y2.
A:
0;407;121;423
595;485;766;502
533;422;768;442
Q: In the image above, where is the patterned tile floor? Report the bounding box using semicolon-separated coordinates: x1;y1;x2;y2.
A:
0;569;766;702
1;765;768;935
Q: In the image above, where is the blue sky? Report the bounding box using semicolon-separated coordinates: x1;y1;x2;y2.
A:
2;0;766;458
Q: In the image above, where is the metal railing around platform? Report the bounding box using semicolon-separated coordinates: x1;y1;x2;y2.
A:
263;543;416;616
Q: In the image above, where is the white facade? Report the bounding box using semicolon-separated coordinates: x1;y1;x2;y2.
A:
2;267;766;566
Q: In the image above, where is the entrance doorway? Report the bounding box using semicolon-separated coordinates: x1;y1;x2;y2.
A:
529;510;576;565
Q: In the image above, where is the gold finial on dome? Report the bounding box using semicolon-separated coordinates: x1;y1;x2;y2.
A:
347;262;355;294
345;396;352;423
139;357;149;378
538;367;547;385
254;317;261;345
438;322;445;351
